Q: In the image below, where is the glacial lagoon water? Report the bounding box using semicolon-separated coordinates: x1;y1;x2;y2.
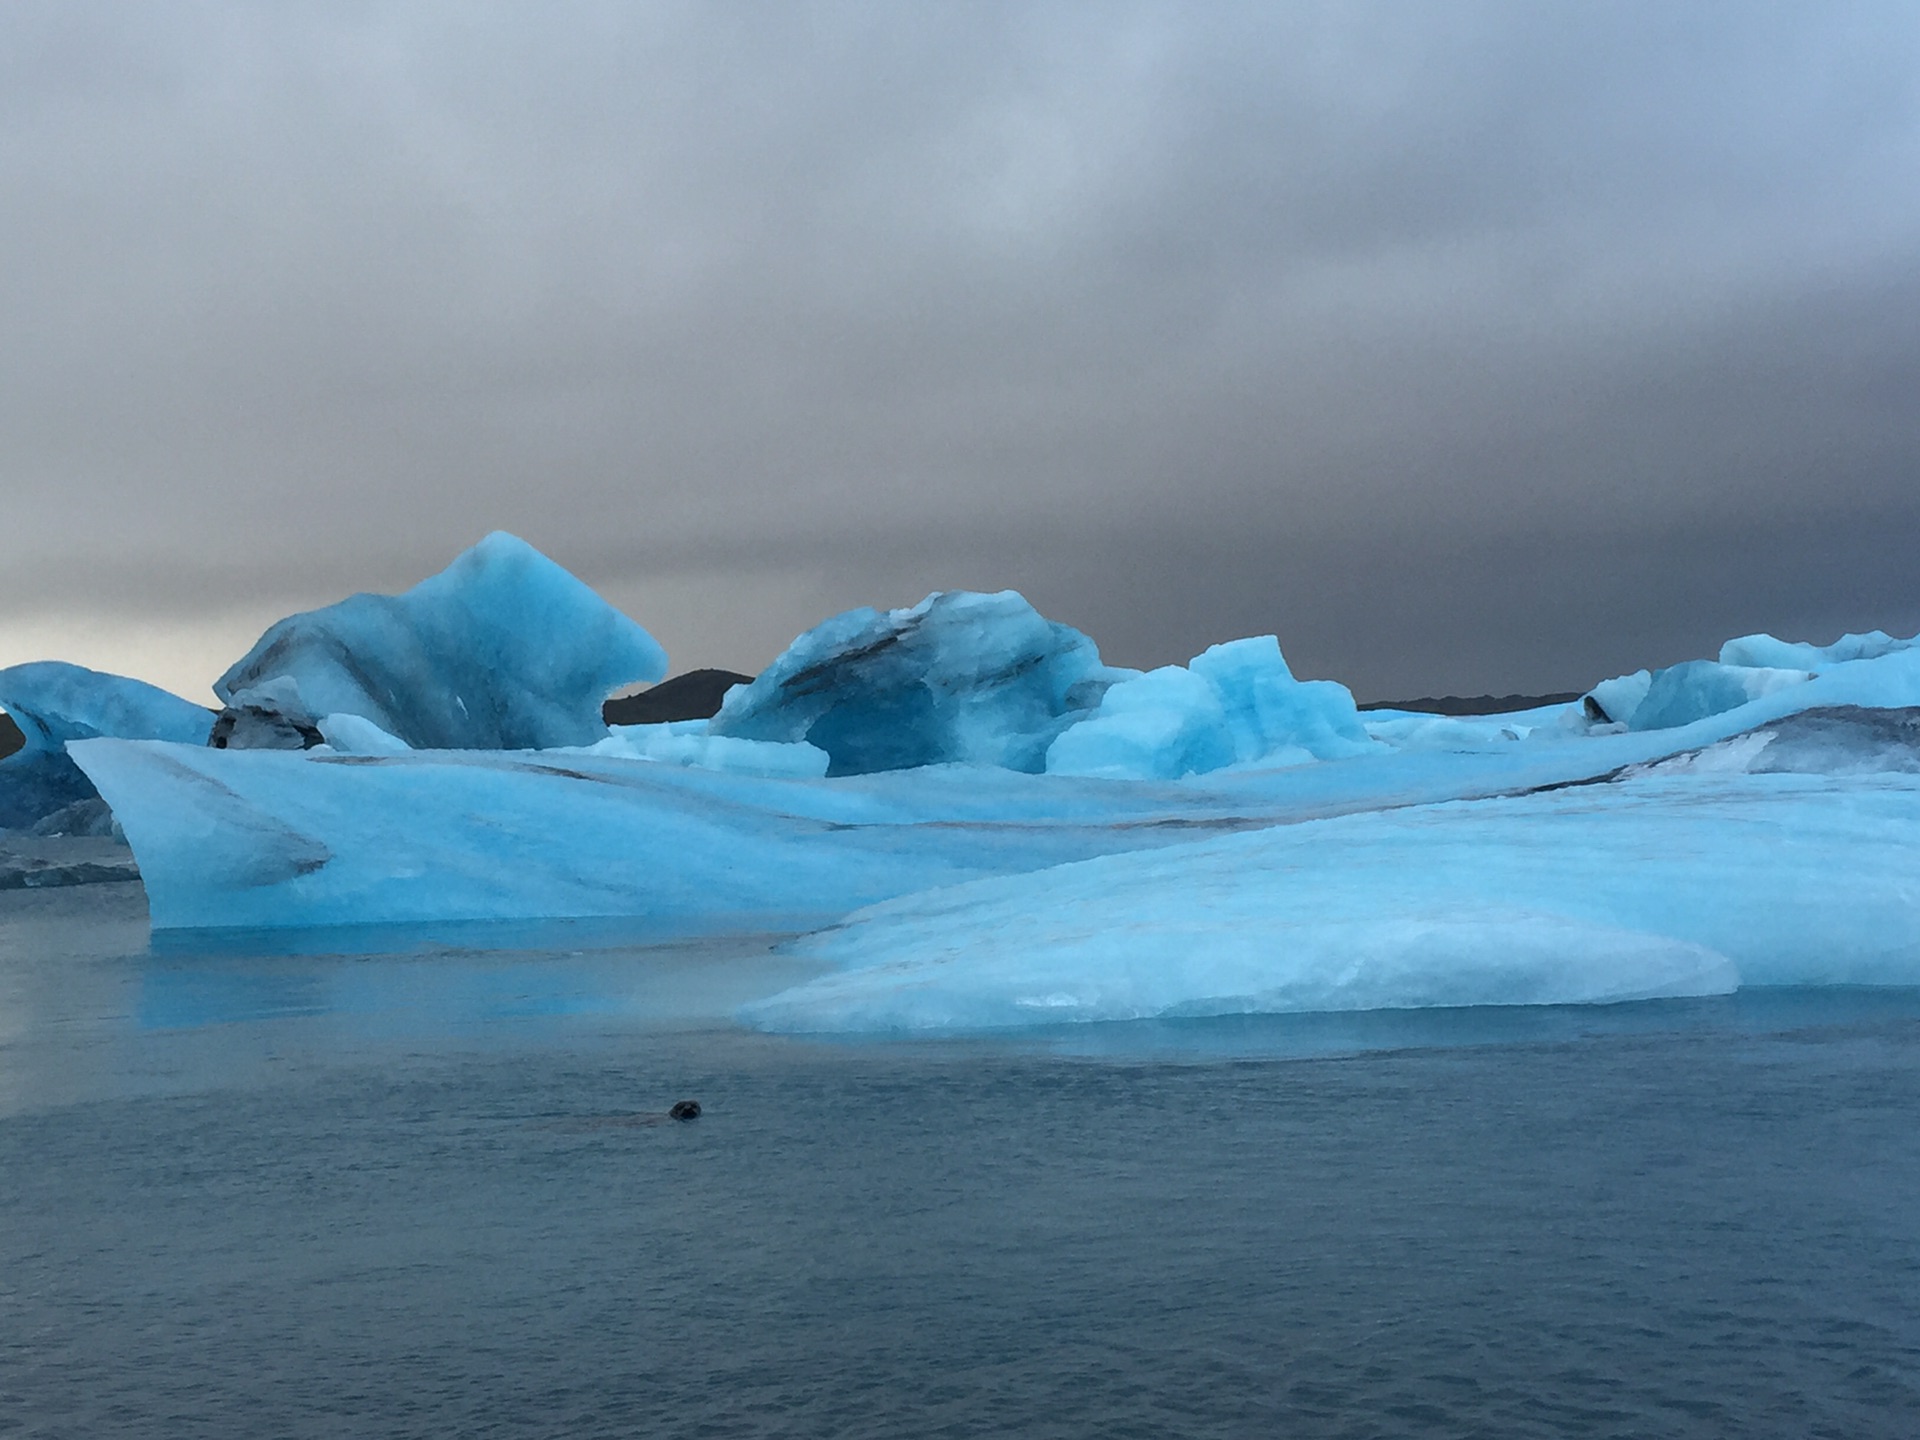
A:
5;883;1920;1438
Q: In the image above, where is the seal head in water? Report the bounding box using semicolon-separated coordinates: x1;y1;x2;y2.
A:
669;1100;701;1121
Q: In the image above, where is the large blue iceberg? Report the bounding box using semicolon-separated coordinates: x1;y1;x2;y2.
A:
710;590;1124;775
216;532;667;751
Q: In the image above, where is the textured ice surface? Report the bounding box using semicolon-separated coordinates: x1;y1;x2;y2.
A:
1627;660;1813;732
217;532;666;751
0;662;211;830
746;770;1920;1032
1048;637;1378;779
710;591;1122;775
315;712;413;756
1627;707;1920;778
1576;626;1920;733
0;662;211;752
68;613;1920;989
72;740;1323;931
1361;702;1572;751
578;723;829;779
70;694;1844;933
1583;670;1653;727
1720;628;1917;669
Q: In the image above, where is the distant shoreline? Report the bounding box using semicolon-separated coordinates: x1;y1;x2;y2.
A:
1355;692;1582;717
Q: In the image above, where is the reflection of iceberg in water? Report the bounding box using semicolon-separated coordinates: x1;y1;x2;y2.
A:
135;931;826;1036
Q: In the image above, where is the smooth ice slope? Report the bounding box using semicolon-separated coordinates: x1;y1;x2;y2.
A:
1047;636;1378;779
711;591;1123;775
216;532;667;751
71;739;1318;931
0;662;212;829
746;769;1920;1032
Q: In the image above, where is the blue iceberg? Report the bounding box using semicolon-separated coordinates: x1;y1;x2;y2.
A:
216;532;667;751
710;590;1123;775
0;661;211;829
51;540;1920;1036
1046;636;1379;779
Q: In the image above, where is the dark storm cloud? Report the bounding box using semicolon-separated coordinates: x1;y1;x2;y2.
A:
3;0;1918;696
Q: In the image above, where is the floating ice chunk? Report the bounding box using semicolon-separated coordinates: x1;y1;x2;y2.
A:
746;768;1920;1032
0;661;212;752
1364;703;1576;751
710;590;1122;775
1044;665;1238;779
0;662;212;829
211;676;325;750
1719;629;1915;669
1046;636;1377;779
578;722;829;779
317;712;413;756
1192;637;1378;762
216;532;667;751
1580;669;1652;726
748;907;1736;1032
1627;660;1812;732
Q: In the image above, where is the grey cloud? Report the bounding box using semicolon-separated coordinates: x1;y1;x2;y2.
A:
3;1;1919;698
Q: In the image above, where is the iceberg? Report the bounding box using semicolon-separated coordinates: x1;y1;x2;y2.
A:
1046;636;1379;778
1575;626;1920;733
69;739;1309;931
576;722;829;780
62;567;1920;1025
1626;660;1813;732
68;679;1872;934
215;532;667;751
0;662;212;829
709;590;1123;775
1719;628;1917;670
745;767;1920;1032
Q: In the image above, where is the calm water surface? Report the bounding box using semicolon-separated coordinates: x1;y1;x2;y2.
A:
4;884;1919;1438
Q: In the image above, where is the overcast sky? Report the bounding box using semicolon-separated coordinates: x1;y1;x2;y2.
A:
4;1;1919;704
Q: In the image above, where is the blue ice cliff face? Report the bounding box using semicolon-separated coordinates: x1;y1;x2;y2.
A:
0;662;212;829
709;590;1126;775
215;532;667;751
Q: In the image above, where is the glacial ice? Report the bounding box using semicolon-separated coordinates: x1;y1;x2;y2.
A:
0;662;212;830
1046;636;1378;779
744;768;1920;1032
70;666;1904;934
216;532;667;751
1576;626;1920;732
709;590;1123;775
316;712;413;756
576;722;830;779
47;535;1920;1036
1719;628;1917;670
0;661;212;752
1627;660;1813;732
